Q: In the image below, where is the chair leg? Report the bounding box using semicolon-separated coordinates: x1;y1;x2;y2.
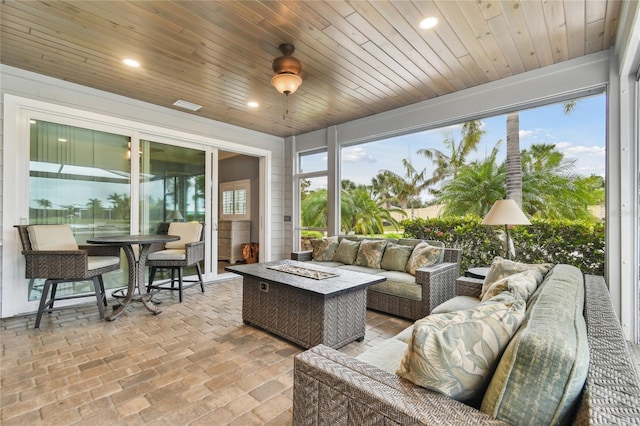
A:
147;267;157;293
35;280;53;329
178;267;184;303
97;275;108;306
196;263;204;293
49;282;58;310
92;277;105;320
170;268;177;289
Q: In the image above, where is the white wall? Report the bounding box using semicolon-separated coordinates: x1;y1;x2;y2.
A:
1;65;285;318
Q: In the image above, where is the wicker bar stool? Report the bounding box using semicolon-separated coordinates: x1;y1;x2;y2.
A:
146;222;205;302
15;224;121;328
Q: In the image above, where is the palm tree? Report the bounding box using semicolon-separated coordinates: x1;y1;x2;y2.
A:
418;120;485;189
87;198;103;220
36;198;52;209
505;101;577;207
300;188;328;228
370;171;397;209
341;185;404;234
436;144;505;217
379;158;428;219
505;112;522;206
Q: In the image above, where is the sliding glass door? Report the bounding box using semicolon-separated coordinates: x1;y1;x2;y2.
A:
139;140;207;280
29;120;131;299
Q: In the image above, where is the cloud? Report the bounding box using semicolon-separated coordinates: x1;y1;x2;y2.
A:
342;146;376;163
557;141;605;158
519;129;534;138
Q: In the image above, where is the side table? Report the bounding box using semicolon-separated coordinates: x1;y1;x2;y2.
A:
466;267;490;280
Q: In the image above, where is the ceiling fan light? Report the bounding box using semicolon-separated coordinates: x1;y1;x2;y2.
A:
271;73;302;95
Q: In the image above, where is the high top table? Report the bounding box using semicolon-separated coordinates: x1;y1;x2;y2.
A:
87;234;179;320
226;260;386;349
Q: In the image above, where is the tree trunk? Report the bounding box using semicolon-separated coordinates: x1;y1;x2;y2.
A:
506;112;523;206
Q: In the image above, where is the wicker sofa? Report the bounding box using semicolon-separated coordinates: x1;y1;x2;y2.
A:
292;265;640;425
291;237;461;321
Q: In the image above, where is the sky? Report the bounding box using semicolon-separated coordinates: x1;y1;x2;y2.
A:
337;93;606;201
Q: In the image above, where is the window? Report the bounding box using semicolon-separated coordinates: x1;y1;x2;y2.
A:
220;179;250;220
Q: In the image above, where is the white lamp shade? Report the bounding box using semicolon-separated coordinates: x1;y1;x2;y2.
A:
167;209;183;221
271;73;302;95
482;199;531;226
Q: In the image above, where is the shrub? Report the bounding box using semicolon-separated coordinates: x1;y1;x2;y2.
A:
402;216;605;275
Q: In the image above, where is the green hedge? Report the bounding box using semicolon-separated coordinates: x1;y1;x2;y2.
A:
402;216;605;275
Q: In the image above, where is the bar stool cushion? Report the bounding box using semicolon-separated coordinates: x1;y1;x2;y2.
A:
148;249;186;261
87;256;121;270
165;223;202;249
28;224;79;250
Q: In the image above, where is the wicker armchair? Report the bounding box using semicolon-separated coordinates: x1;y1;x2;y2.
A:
15;224;121;328
146;222;205;302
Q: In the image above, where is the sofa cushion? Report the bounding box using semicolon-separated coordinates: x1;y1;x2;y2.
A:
310;236;339;261
431;296;481;314
355;337;408;375
480;264;589;425
397;298;526;405
370;271;421;301
405;242;443;275
338;264;384;275
380;242;413;272
309;260;345;268
333;239;360;264
480;269;541;302
480;257;553;299
355;239;387;269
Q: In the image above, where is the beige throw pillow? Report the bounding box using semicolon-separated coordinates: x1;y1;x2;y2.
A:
380;243;413;272
310;236;339;261
332;239;360;264
397;299;526;405
480;257;553;299
405;242;443;275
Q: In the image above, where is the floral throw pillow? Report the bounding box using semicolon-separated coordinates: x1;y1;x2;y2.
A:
355;239;387;269
480;270;540;302
405;242;443;275
397;299;526;405
332;239;361;265
310;236;339;262
480;257;553;299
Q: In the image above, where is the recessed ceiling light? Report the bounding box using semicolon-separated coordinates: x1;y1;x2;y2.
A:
172;99;202;111
247;101;259;108
419;17;439;29
123;58;140;67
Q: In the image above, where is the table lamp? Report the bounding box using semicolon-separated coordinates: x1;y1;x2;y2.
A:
167;209;183;222
482;199;531;260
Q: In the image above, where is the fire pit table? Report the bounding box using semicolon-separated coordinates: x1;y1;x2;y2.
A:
225;260;386;349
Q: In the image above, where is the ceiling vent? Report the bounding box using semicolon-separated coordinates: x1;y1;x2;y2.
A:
172;100;202;111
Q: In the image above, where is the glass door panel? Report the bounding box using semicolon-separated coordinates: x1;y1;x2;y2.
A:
139;140;206;279
29;120;131;300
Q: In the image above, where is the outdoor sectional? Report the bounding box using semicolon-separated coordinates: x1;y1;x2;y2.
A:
292;263;640;425
291;236;461;321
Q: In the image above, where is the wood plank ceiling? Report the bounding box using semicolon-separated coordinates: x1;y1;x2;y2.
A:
0;1;622;138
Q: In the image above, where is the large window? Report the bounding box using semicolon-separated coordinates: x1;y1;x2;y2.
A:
297;150;328;249
340;93;606;229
